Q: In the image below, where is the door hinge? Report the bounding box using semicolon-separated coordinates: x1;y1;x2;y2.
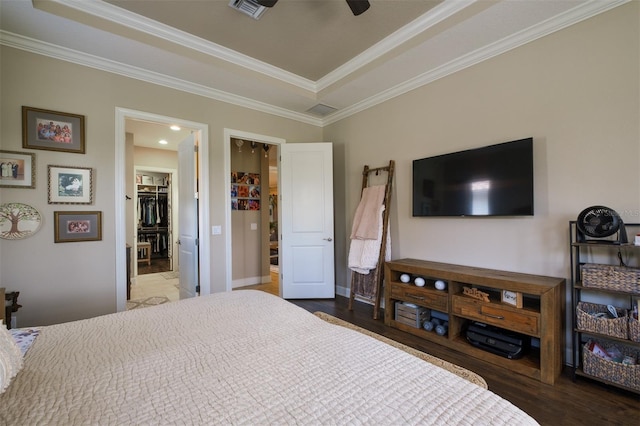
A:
196;285;201;293
195;238;199;246
194;145;198;153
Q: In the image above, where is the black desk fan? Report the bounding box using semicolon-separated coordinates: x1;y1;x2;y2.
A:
576;205;628;244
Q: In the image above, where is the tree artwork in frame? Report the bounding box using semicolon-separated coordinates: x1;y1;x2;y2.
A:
0;150;35;188
54;211;102;243
48;165;93;204
0;203;42;240
22;106;86;154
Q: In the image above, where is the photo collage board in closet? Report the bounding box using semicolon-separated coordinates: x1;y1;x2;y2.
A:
231;171;260;211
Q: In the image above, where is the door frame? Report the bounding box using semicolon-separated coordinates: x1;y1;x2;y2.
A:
115;108;210;311
223;128;285;292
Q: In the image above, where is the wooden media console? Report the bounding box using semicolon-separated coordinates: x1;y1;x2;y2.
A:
384;259;565;384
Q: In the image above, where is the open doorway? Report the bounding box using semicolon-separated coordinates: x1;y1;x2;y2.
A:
115;108;210;313
127;122;188;307
229;137;279;296
223;129;285;296
134;166;176;277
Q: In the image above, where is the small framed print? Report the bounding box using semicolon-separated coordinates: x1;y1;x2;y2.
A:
54;211;102;243
501;290;523;308
22;106;85;154
0;150;35;188
48;165;93;204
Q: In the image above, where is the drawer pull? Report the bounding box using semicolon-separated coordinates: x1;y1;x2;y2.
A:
406;294;425;301
484;313;505;320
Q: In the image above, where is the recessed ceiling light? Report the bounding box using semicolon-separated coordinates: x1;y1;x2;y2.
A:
159;139;168;145
170;125;181;131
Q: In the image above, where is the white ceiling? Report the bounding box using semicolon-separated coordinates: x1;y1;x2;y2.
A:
0;0;629;148
125;119;193;152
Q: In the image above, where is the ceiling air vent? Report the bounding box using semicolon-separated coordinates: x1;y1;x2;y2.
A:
306;104;338;117
228;0;268;20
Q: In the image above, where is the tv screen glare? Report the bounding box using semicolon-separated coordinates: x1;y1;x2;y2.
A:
412;138;534;217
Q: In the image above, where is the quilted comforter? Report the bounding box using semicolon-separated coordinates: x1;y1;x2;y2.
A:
0;290;538;425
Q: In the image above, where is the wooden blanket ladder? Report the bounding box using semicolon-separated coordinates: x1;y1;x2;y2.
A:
348;160;395;319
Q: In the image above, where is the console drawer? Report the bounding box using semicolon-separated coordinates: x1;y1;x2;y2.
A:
390;282;448;311
452;295;540;336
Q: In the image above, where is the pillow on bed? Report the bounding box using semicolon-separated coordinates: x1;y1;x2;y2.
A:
10;327;40;356
0;323;23;393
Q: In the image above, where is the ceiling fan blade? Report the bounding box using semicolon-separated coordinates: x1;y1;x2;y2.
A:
347;0;370;16
255;0;278;7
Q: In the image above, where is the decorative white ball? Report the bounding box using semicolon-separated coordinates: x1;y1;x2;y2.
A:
414;277;426;287
435;280;447;291
400;274;411;283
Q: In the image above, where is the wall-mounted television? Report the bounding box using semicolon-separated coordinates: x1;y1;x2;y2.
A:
412;138;534;217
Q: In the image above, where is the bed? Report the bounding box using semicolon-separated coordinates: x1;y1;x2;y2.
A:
0;290;538;425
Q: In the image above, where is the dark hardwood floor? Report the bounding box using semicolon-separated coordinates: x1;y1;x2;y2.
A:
137;258;171;275
290;296;639;426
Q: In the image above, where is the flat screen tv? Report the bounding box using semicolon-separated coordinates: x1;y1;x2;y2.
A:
412;138;534;217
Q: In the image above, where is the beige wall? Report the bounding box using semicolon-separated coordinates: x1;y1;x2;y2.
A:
0;2;638;333
326;3;639;312
0;46;322;326
134;146;179;170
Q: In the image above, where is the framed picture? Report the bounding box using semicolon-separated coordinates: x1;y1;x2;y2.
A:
501;290;523;308
54;211;102;243
0;150;35;188
48;165;93;204
0;203;42;240
231;171;261;211
22;106;86;154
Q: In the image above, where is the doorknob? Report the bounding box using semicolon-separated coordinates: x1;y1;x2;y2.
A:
323;238;333;242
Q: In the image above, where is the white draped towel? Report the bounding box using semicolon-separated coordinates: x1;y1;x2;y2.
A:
350;185;386;240
348;189;391;274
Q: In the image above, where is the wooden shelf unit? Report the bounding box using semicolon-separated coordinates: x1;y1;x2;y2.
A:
384;258;565;385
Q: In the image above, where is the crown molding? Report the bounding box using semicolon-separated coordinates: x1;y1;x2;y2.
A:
0;31;323;127
55;0;478;94
316;0;476;91
321;0;631;126
3;0;629;128
35;0;318;92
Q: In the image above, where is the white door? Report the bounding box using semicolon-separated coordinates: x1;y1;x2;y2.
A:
178;133;199;299
280;143;335;299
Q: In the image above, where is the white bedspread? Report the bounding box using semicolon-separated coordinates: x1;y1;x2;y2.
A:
0;290;538;425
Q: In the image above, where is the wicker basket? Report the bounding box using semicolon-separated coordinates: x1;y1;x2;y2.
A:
629;317;640;343
582;341;639;391
581;264;640;293
576;302;628;339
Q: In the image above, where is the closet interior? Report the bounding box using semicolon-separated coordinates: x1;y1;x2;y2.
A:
136;171;172;271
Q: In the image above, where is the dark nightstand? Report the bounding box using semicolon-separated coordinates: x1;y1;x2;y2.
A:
4;290;21;329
